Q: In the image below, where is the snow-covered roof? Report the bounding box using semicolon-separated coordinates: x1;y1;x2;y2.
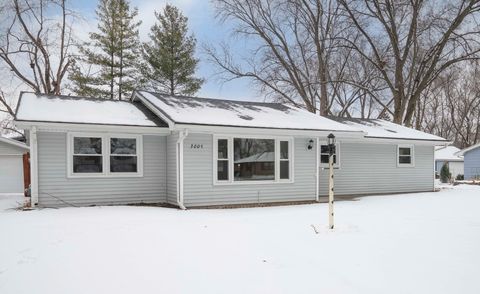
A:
135;91;361;133
15;92;167;127
456;142;480;156
435;146;463;161
0;136;29;150
328;117;447;142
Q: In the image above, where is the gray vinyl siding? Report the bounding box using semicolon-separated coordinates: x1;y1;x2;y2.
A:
319;143;434;196
464;147;480;180
37;132;167;207
0;141;26;154
166;132;178;205
182;133;317;207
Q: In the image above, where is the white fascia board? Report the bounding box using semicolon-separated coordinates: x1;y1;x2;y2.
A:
132;92;175;130
172;123;366;139
342;136;451;146
14;120;170;135
0;136;29;150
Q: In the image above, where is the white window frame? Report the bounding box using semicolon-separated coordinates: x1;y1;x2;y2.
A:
67;132;143;178
212;135;294;185
397;144;415;167
319;141;341;168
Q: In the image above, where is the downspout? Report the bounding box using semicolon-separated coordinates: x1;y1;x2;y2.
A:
176;129;188;210
30;126;39;207
315;137;320;202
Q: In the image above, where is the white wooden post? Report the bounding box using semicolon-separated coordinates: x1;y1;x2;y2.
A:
328;150;334;229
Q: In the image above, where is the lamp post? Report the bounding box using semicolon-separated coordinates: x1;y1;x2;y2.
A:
327;133;335;229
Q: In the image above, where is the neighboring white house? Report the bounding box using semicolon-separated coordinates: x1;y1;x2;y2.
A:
435;146;464;179
456;143;480;180
0;136;29;194
14;91;448;208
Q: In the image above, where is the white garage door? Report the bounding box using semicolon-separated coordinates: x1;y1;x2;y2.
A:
0;155;24;194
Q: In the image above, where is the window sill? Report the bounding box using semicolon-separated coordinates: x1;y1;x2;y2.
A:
67;173;144;179
213;180;294;186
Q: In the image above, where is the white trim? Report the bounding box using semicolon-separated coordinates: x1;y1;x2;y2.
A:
176;130;188;209
319;141;341;168
15;120;169;135
0;136;29;150
30;126;38;206
66;132;144;178
212;134;294;185
175;124;365;139
397;144;415;167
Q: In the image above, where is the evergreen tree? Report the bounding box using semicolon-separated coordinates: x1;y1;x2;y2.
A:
440;163;451;183
70;0;141;100
142;4;203;96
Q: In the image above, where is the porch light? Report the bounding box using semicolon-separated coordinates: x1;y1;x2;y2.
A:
307;139;314;150
327;133;336;155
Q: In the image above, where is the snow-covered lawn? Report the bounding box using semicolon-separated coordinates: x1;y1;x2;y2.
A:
1;185;479;294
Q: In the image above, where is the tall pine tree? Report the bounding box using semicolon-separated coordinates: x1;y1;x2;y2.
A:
142;4;203;96
70;0;141;100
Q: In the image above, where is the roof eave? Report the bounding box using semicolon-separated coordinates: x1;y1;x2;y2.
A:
0;136;29;150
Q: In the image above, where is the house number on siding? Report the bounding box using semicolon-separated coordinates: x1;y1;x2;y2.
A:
190;144;203;149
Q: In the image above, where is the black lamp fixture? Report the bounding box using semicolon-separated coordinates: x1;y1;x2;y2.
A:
327;133;336;155
307;139;314;150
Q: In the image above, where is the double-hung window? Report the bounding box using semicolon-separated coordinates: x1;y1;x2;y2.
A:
397;145;414;167
68;133;142;177
214;136;293;184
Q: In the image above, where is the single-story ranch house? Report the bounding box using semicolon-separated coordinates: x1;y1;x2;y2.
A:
14;91;448;208
456;143;480;180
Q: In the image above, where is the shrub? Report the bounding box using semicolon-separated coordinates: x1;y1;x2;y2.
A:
440;163;451;183
456;174;464;181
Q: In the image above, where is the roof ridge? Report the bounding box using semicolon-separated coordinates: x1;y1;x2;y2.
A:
21;91;132;103
139;90;285;106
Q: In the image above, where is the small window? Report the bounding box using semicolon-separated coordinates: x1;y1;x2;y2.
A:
73;137;103;173
217;139;229;181
320;144;338;166
280;140;290;179
398;145;414;166
110;138;138;173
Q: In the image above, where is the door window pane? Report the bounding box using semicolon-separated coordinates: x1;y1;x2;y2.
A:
234;138;275;181
320;145;337;164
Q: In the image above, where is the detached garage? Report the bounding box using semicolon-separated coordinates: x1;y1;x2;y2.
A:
0;136;29;194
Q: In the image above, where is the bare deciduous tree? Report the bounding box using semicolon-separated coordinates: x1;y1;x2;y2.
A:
339;0;480;125
0;0;75;95
207;0;352;115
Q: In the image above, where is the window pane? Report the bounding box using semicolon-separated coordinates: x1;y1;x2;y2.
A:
218;139;228;159
321;154;337;164
321;145;336;155
110;156;137;172
217;160;229;181
280;141;289;159
280;161;289;179
73;156;102;173
399;147;411;156
74;137;102;154
234;138;275;181
111;138;136;154
399;156;411;164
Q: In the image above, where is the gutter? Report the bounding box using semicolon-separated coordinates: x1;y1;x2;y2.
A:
176;129;188;210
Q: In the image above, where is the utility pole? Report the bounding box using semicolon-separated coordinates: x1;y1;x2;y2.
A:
327;133;335;229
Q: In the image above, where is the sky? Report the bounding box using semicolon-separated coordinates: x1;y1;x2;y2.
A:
70;0;257;101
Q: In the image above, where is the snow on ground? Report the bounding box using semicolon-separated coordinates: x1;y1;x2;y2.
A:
1;186;479;294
